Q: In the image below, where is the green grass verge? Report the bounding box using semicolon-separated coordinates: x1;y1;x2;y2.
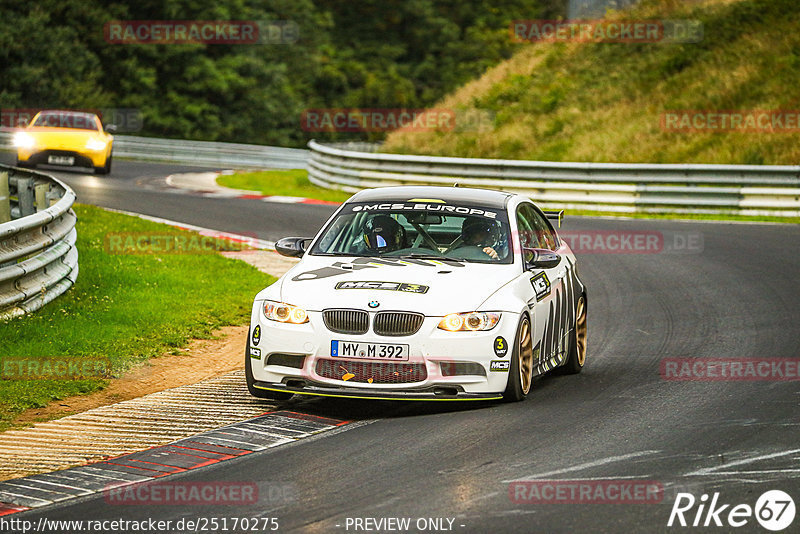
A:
217;169;350;203
0;204;274;430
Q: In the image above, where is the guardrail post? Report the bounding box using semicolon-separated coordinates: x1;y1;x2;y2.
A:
35;183;49;211
45;189;62;206
0;172;10;223
16;177;35;217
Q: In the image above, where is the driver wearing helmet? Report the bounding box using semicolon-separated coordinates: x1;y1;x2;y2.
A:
461;218;501;260
363;215;406;253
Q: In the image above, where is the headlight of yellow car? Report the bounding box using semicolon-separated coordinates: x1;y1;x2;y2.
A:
438;312;501;332
12;132;35;149
85;138;107;151
263;301;309;324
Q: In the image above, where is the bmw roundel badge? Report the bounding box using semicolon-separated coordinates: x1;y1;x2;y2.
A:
368;301;380;308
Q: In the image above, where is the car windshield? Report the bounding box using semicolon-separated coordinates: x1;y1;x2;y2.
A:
310;201;513;264
32;112;99;130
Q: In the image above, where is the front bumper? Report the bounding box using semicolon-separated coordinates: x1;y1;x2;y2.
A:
17;148;108;167
248;307;518;399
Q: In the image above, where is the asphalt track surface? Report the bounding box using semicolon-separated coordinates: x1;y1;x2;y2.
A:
3;154;799;533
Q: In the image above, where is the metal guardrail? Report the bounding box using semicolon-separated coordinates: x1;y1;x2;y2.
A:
307;141;800;217
113;135;308;169
0;165;78;320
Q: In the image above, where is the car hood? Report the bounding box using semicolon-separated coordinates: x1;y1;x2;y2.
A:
275;255;518;316
25;128;109;150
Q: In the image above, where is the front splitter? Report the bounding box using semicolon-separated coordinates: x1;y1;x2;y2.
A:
253;381;503;401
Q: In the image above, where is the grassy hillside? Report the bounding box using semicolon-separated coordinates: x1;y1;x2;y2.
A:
383;0;800;165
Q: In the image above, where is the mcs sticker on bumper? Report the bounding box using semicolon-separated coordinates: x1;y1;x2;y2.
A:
490;360;510;372
249;347;262;359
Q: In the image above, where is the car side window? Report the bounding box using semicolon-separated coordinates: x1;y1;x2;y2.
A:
528;206;558;250
516;204;541;260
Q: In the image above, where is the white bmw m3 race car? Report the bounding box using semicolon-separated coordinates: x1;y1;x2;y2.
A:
246;186;586;402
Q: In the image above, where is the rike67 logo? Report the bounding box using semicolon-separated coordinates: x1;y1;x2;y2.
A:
668;490;795;531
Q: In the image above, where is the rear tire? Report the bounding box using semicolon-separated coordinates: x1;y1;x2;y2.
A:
503;314;534;402
561;294;587;374
245;341;293;400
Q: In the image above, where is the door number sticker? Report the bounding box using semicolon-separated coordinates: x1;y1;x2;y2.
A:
531;272;551;301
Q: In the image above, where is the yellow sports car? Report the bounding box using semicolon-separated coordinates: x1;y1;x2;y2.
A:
13;110;115;174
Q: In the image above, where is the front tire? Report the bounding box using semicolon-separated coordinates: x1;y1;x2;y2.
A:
245;341;293;400
94;153;112;175
561;294;587;374
503;314;534;402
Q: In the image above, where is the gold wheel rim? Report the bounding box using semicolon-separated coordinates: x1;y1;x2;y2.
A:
519;318;533;394
576;297;587;367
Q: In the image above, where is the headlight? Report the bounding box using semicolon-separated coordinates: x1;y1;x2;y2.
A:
264;301;309;324
85;138;107;151
12;132;35;149
438;312;500;332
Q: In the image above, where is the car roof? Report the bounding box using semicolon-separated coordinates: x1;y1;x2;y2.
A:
347;186;514;209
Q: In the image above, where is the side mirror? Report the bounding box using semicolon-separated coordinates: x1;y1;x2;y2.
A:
523;247;561;270
275;237;312;258
103;124;118;134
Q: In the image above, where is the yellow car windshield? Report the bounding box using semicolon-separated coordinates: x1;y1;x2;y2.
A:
33;112;98;131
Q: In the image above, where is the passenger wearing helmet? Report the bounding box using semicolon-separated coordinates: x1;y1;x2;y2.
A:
461;218;501;260
363;215;406;253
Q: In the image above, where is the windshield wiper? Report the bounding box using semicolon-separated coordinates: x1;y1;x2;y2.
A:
311;252;372;257
397;253;462;262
